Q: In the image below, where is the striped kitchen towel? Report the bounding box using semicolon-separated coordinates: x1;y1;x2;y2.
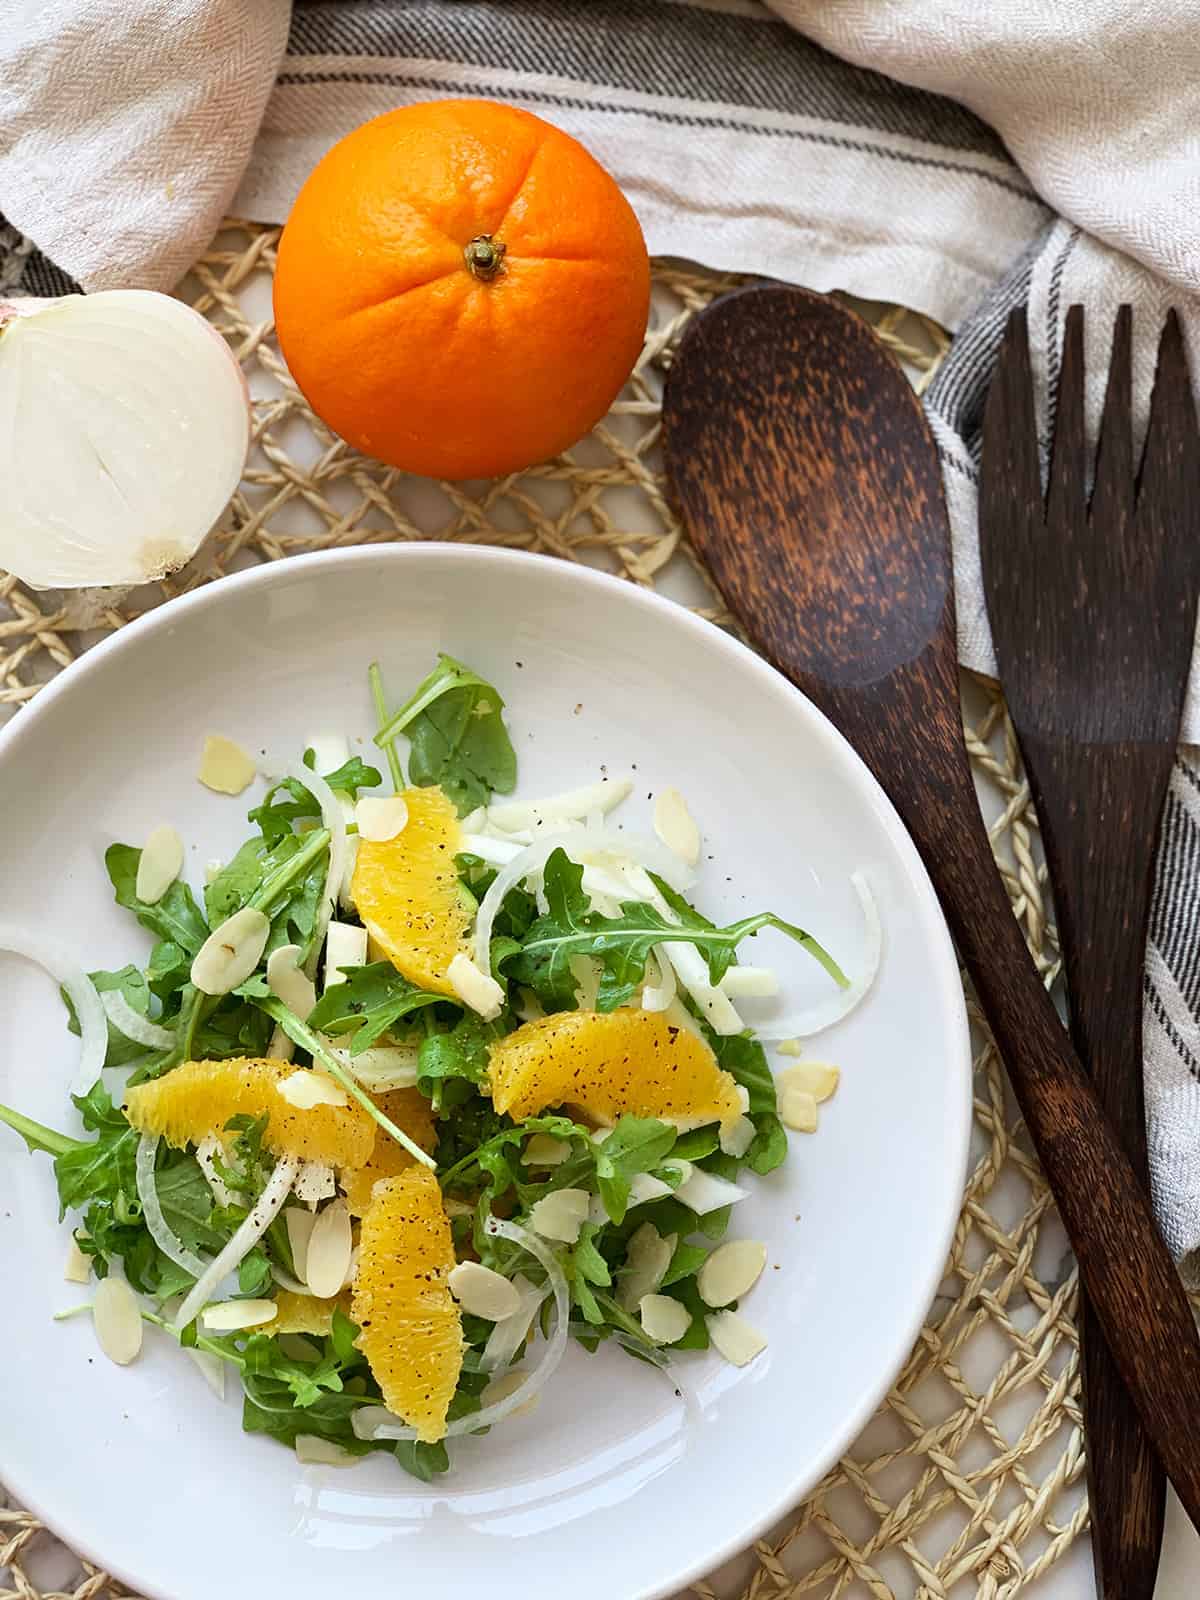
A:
4;0;1200;1275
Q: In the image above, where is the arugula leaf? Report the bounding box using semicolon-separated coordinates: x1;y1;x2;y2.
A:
660;1239;709;1289
670;1126;720;1162
151;1150;226;1254
205;829;329;960
439;1113;585;1198
744;1112;788;1175
0;1103;82;1158
573;1222;612;1289
308;752;382;799
661;1275;711;1349
54;1086;138;1217
376;654;517;816
704;1029;788;1175
393;1439;451;1481
418;1011;507;1111
106;843;209;955
512;850;848;1011
306;963;446;1053
594;1116;677;1224
147;938;191;1002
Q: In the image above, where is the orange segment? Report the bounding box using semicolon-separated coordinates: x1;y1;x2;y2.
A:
123;1057;376;1168
263;1289;353;1336
352;1167;463;1443
487;1008;744;1128
350;784;469;997
343;1088;438;1215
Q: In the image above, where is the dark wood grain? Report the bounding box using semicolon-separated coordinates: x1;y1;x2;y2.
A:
659;283;1200;1537
980;305;1200;1596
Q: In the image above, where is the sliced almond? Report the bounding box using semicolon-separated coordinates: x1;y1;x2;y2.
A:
617;1222;676;1311
522;1133;571;1168
92;1276;143;1366
529;1187;589;1244
201;1298;278;1332
707;1308;768;1367
447;952;504;1021
191;906;270;996
719;1116;756;1159
284;1205;316;1282
448;1261;523;1321
639;1293;691;1344
266;944;317;1020
675;1166;748;1214
482;1368;540;1417
355;795;409;843
277;1069;348;1111
135;824;184;904
653;787;701;866
198;734;257;795
63;1234;92;1284
324;921;368;991
780;1087;818;1133
628;1171;674;1206
697;1240;767;1308
779;1061;840;1104
294;1160;336;1207
305;1199;352;1298
295;1434;359;1467
776;1038;805;1058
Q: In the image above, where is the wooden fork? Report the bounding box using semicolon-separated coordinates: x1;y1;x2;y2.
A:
979;305;1200;1597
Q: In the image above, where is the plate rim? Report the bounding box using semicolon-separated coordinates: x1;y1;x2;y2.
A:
0;543;973;1599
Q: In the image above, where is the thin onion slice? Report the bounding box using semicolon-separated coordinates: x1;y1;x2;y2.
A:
101;989;175;1051
135;1134;210;1279
172;1156;298;1331
282;760;345;983
0;927;106;1093
352;1215;569;1443
472;826;694;974
748;872;881;1039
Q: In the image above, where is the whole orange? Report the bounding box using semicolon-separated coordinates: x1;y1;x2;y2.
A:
273;99;651;481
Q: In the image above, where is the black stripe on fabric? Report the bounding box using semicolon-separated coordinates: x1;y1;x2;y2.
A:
287;0;1011;158
922;220;1050;479
275;68;1041;202
0;215;78;297
1154;785;1200;1014
1145;970;1200;1085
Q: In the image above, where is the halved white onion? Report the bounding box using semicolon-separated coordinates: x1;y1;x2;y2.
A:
353;1216;569;1441
101;989;175;1051
0;290;250;588
745;872;880;1039
0;928;106;1093
172;1156;298;1331
135;1133;211;1279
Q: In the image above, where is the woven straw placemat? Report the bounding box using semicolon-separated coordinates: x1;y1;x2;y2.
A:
1;223;1085;1600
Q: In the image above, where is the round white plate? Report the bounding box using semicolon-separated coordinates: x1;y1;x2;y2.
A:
0;546;970;1600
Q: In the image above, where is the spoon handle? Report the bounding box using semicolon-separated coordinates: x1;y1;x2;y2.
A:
860;660;1200;1527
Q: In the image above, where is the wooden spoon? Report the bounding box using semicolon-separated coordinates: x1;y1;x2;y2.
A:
660;283;1200;1528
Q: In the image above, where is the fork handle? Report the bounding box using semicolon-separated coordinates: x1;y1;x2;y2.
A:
858;659;1200;1536
1024;733;1170;1597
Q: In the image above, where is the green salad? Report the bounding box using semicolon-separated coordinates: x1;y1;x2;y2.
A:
0;654;876;1479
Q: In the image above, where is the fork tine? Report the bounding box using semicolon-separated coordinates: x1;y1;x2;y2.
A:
1046;306;1087;532
1091;305;1134;526
981;307;1042;519
1139;311;1200;510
